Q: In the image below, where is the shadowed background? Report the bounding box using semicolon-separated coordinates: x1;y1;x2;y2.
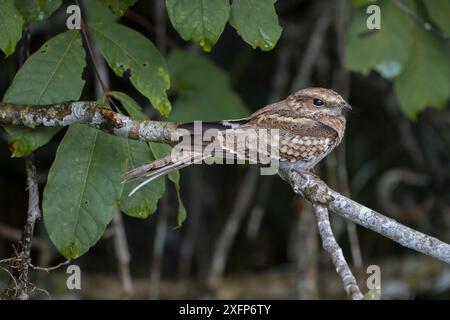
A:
0;0;449;299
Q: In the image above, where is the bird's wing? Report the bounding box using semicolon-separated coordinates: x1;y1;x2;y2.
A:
218;115;339;163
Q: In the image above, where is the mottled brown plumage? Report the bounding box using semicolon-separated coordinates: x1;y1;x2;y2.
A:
124;87;351;196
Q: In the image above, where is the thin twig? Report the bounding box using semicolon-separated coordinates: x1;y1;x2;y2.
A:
0;265;18;299
206;166;259;295
294;200;319;299
149;192;170;300
333;0;364;273
77;0;107;92
30;285;51;300
176;166;203;297
112;211;134;298
155;0;167;54
75;0;119;111
11;150;42;299
30;260;70;272
393;0;449;40
291;8;331;91
314;204;363;299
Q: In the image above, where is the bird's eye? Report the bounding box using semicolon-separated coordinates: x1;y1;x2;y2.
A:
313;98;324;106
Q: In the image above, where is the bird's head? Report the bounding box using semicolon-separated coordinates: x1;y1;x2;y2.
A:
286;87;352;118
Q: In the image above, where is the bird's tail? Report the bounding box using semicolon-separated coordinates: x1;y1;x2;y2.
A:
122;118;248;196
123;151;205;197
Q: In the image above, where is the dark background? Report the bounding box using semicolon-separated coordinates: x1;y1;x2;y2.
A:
0;0;449;299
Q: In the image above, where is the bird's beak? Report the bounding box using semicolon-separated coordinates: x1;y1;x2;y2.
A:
342;102;352;111
339;102;352;114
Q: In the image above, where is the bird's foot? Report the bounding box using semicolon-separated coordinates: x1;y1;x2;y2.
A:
290;169;334;204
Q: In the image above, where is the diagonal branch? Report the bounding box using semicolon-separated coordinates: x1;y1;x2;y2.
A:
313;203;363;300
281;169;450;265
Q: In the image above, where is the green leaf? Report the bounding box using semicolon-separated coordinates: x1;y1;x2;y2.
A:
15;0;61;22
166;0;230;52
351;0;379;7
168;49;248;122
99;0;137;16
90;22;171;116
43;125;125;259
0;0;24;57
107;91;146;120
119;139;166;219
363;289;381;300
2;30;86;157
85;0;119;23
345;0;415;78
424;0;450;35
393;28;450;120
6;127;61;157
229;0;282;51
174;181;186;227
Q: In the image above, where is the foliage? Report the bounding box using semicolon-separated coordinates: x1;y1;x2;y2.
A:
229;0;282;51
346;0;450;119
15;0;61;22
3;30;86;157
166;0;230;52
0;0;24;57
166;0;282;52
90;22;172;116
168;49;248;122
0;0;260;258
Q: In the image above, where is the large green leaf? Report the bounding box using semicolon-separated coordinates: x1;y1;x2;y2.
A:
2;30;86;157
0;0;24;57
424;0;450;35
44;91;173;258
393;28;450;119
345;0;415;79
15;0;61;22
90;22;171;116
229;0;282;51
166;0;230;52
168;50;248;122
43;125;126;259
99;0;137;16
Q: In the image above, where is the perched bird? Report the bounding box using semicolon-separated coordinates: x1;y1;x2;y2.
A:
123;87;351;196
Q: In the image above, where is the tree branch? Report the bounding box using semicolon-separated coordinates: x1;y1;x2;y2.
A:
281;169;450;265
0;102;178;144
313;203;363;300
